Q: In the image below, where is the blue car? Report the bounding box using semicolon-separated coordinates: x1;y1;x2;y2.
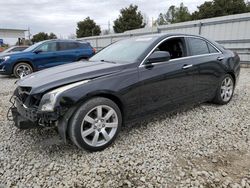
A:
0;40;95;77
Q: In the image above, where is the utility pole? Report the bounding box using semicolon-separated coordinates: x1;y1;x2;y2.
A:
108;21;110;34
28;27;31;45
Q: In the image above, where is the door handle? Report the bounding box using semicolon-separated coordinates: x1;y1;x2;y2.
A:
182;64;193;69
217;57;224;61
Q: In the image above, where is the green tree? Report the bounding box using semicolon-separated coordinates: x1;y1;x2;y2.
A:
76;17;101;38
156;3;191;25
48;32;57;39
174;3;191;23
113;4;146;33
31;32;57;43
192;2;215;20
192;0;249;20
166;5;177;23
156;13;168;25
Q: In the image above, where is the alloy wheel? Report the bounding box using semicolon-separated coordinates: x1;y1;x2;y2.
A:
220;77;234;102
16;64;32;78
80;105;118;147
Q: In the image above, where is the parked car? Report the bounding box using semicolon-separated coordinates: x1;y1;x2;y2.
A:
0;40;95;77
9;34;240;151
0;46;28;54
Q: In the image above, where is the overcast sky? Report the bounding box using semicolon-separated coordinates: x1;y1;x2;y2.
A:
0;0;206;44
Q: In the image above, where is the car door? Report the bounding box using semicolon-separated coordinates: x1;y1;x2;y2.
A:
32;41;58;70
186;37;224;102
56;42;79;65
138;37;199;116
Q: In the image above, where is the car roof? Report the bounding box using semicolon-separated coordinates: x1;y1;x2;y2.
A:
133;33;208;39
42;39;89;44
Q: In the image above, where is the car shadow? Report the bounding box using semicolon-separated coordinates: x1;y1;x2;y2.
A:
0;75;17;79
121;103;214;132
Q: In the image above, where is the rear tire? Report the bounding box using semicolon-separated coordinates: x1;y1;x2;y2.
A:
213;74;235;105
68;97;122;151
13;62;33;78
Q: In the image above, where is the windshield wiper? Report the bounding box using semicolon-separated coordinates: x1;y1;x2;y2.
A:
100;59;116;64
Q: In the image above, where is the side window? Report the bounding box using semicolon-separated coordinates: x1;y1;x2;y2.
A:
188;38;209;56
207;42;219;53
38;42;57;52
156;37;187;60
58;42;67;51
68;42;79;49
80;43;89;48
58;42;79;51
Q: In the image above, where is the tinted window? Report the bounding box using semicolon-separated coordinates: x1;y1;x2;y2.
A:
188;38;209;56
207;43;219;53
157;37;186;59
90;37;155;63
37;42;57;52
59;42;79;51
80;43;90;48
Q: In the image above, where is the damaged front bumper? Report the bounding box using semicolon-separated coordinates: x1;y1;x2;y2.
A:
8;95;76;142
9;96;60;129
11;105;38;129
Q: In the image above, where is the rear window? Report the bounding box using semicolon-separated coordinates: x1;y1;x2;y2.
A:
188;38;209;56
207;43;219;53
80;43;91;48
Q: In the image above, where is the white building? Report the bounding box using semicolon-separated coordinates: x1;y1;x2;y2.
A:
0;28;27;45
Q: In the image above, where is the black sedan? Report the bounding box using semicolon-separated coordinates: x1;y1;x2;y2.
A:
10;34;240;151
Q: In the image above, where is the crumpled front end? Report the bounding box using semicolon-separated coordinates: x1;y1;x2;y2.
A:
9;86;61;129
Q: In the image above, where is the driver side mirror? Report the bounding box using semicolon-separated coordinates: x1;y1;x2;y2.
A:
34;49;43;54
146;51;171;64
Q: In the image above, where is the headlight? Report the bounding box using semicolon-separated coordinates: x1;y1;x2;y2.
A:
1;56;10;61
39;80;90;112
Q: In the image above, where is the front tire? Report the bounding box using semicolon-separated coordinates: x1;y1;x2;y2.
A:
213;74;235;105
68;97;122;151
13;62;33;78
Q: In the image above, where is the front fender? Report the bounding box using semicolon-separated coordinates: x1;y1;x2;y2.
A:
54;76;125;109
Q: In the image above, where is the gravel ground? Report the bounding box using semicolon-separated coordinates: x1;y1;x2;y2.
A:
0;69;250;188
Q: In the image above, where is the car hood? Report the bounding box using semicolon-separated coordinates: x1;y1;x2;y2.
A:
0;51;30;58
17;61;126;94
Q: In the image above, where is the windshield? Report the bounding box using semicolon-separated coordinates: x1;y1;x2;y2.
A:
23;41;44;52
90;37;155;64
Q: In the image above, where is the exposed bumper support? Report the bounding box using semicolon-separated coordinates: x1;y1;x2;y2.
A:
11;107;38;129
9;95;76;143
